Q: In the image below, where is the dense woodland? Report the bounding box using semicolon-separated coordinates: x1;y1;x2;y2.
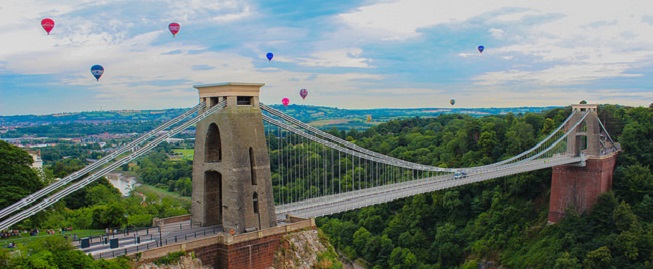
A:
312;104;653;268
0;103;651;268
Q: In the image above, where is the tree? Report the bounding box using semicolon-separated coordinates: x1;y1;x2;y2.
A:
554;252;581;269
389;247;418;269
86;184;120;205
614;165;653;206
52;157;86;178
619;116;653;165
583;246;612;269
613;201;639;232
92;202;126;228
353;227;372;255
541;118;556;136
504;120;535;156
0;140;44;208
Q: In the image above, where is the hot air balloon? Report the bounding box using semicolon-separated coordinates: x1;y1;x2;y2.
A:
450;99;456;106
366;115;372;122
168;22;180;37
477;45;484;54
299;88;308;100
41;18;55;35
91;65;104;81
281;98;290;107
266;52;274;61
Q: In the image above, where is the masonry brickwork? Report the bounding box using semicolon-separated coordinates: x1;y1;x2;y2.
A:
132;218;316;268
195;233;283;268
549;154;618;223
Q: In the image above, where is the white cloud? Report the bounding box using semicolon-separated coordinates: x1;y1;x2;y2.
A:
295;48;371;68
338;0;503;40
338;0;653;107
488;28;505;40
473;63;641;86
165;0;252;24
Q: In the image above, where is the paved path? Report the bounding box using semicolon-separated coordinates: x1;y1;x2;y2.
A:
76;220;222;259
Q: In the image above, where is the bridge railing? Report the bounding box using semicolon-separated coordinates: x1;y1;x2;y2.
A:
92;226;220;260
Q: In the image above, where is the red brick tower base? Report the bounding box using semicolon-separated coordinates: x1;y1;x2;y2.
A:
548;154;618;223
193;233;283;269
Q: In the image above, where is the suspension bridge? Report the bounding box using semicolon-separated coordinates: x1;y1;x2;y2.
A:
0;83;619;263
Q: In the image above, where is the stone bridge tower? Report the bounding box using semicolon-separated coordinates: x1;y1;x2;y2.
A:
191;82;276;234
548;104;619;223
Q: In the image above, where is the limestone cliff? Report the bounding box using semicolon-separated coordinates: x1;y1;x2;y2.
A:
137;254;208;269
271;229;342;269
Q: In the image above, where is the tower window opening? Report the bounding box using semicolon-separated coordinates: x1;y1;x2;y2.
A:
249;147;257;185
206;123;222;162
253;192;259;214
237;96;252;105
209;97;221;108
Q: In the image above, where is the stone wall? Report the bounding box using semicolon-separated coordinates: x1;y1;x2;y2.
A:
152;215;192;227
132;218;315;268
548;153;618;223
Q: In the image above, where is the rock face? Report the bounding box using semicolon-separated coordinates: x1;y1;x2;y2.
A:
138;254;208;269
271;229;330;269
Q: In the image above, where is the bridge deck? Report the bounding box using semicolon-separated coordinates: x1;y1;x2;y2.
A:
276;155;583;219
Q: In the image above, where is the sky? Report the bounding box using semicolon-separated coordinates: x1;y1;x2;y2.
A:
1;0;652;115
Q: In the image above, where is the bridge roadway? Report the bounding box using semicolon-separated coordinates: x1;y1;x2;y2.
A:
275;155;584;220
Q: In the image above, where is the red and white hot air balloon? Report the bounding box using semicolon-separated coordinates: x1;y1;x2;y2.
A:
41;18;55;35
168;22;180;37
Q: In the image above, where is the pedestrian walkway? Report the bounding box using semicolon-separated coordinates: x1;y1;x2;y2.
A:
76;220;222;259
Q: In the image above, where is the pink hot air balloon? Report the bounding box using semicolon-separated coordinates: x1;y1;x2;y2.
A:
299;88;308;100
168;22;180;37
281;98;290;107
41;18;55;35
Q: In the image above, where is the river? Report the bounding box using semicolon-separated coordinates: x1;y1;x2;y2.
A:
106;173;140;196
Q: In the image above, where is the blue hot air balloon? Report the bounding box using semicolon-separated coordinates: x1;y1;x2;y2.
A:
477;45;485;54
266;52;274;61
91;65;104;81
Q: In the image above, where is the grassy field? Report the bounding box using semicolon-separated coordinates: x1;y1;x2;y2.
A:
135;184;191;203
309;119;352;127
0;229;105;247
172;148;194;161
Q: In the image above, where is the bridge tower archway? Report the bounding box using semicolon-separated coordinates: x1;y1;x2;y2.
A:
191;82;276;233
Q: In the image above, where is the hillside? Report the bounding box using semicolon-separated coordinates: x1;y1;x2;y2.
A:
316;104;653;268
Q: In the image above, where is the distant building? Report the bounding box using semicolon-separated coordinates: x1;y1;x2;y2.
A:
27;151;43;170
165;138;184;145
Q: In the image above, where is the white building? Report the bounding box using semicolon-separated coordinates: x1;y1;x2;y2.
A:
28;152;43;170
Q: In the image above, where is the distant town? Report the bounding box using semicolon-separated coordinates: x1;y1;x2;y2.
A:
1;104;560;169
